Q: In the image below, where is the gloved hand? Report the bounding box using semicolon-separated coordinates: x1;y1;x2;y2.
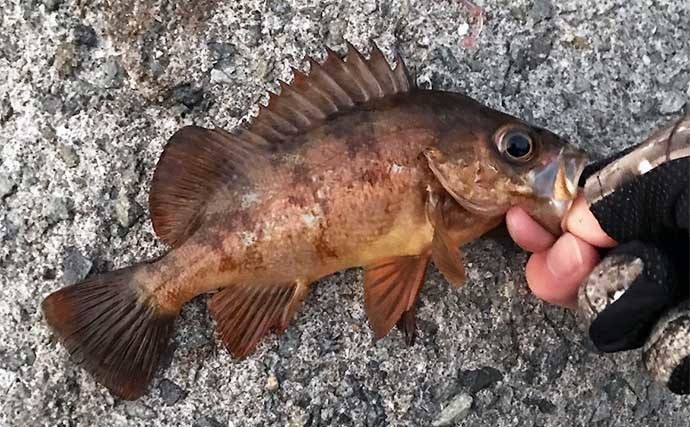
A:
576;113;689;395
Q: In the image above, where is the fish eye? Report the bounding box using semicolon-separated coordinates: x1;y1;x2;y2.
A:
499;130;534;161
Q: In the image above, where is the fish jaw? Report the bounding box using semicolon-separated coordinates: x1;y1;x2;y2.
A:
522;145;589;234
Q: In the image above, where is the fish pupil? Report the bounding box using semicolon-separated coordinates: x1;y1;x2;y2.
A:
505;133;532;159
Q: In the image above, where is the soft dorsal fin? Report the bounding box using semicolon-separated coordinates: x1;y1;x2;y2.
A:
149;42;414;247
241;41;414;144
149;126;266;247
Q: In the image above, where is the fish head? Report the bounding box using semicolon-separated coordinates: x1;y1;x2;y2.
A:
424;102;588;235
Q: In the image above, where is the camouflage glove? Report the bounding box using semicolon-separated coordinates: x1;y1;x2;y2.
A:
577;114;689;395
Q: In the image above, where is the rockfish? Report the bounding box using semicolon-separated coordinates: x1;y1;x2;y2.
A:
42;42;588;399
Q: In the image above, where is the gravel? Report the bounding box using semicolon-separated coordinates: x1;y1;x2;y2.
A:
1;0;689;426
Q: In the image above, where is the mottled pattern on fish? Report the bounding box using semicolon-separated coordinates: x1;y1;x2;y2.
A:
41;42;588;400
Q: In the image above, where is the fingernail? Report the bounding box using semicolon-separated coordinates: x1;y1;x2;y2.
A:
546;234;584;279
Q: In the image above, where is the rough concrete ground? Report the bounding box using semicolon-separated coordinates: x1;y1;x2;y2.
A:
1;0;689;426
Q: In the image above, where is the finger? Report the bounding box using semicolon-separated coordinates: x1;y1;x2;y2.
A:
525;233;601;309
564;194;617;248
506;207;556;253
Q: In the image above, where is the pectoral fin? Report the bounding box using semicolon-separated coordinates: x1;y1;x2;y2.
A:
431;229;466;288
363;255;430;341
427;192;466;288
427;190;502;288
208;281;309;358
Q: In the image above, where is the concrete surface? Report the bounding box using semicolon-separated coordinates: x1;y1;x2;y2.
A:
1;0;689;426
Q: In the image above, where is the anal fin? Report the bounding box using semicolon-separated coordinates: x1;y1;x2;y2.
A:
363;255;430;341
208;281;308;358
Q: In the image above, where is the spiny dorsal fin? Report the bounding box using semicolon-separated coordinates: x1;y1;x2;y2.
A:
244;41;414;144
149;42;414;247
149;126;266;247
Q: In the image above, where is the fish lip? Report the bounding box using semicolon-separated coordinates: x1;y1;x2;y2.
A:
530;146;588;203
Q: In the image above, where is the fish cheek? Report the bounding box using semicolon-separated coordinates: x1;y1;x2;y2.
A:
424;147;508;217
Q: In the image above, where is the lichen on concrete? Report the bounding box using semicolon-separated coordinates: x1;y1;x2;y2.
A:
1;0;689;426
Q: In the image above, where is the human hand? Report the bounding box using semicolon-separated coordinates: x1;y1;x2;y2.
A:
507;114;689;395
506;195;615;309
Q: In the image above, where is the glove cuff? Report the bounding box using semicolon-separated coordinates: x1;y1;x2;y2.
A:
643;303;690;395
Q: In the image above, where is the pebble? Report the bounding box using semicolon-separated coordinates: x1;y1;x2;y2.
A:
658;92;686;114
0;96;13;123
0;346;36;371
265;374;279;392
432;393;473;426
58;144;79;168
94;57;124;89
73;24;97;48
115;190;142;228
0;174;16;198
242;11;262;47
172;84;204;109
523;396;557;414
41;95;63;115
193;415;224;427
210;68;232;85
61;249;92;285
46;197;72;224
53;42;78;79
530;0;554;21
159;379;188;405
458;366;504;394
123;401;157;420
43;0;63;12
590;395;612;423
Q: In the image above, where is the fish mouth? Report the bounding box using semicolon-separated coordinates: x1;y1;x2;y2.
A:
531;146;588;200
527;145;589;233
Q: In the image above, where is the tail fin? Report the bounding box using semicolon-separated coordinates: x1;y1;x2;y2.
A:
41;265;177;400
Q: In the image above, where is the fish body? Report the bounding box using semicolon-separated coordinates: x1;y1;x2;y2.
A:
151;92;494;298
42;43;588;399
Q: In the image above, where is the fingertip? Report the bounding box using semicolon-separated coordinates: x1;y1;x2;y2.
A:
506;207;556;253
525;252;574;308
525;233;601;309
564;195;617;248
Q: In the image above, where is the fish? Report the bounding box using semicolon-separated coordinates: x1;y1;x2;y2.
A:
41;42;588;399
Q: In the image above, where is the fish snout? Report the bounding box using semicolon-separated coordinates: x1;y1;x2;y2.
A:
525;145;589;234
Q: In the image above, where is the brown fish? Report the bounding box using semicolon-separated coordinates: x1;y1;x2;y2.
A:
41;42;588;399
